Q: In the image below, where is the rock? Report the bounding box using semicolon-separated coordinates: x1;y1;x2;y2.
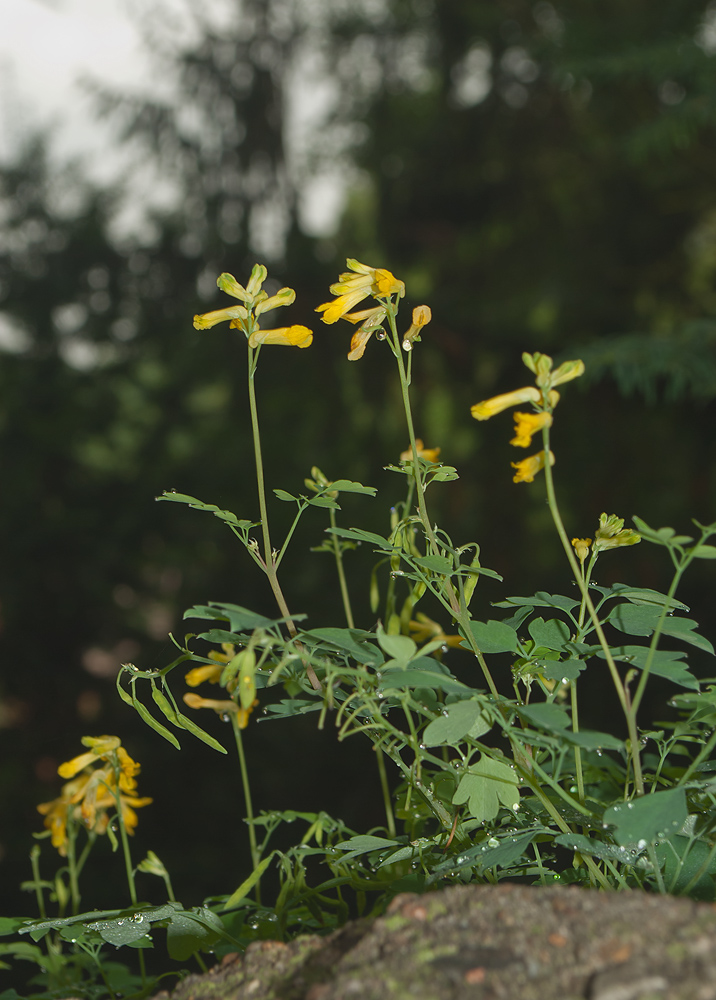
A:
163;884;716;1000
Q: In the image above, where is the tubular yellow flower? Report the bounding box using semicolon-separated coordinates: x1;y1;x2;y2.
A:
400;439;441;463
510;411;553;448
402;305;432;349
593;513;641;551
471;386;541;420
254;287;296;316
511;450;555;484
193;305;248;330
185;663;224;687
316;258;405;325
571;537;592;562
183;692;258;730
247;325;313;348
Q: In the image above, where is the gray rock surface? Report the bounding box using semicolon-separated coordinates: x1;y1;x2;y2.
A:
160;884;716;1000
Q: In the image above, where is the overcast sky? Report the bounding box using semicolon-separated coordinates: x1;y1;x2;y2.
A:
0;0;159;164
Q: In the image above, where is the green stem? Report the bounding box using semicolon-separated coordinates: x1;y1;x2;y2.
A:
66;824;81;916
375;748;396;838
570;681;585;804
330;507;355;628
247;347;296;636
29;845;47;920
541;426;644;796
231;714;261;905
109;762;146;986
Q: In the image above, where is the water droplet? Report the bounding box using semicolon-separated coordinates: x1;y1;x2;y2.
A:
220;713;231;723
376;330;387;341
402;339;413;352
637;839;647;849
626;802;633;809
133;914;143;922
561;677;569;685
418;743;426;749
487;837;499;847
441;644;449;654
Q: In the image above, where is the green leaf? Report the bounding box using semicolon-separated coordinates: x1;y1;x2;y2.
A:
166;907;224;961
223;854;275;910
691;544;716;559
412;555;454;575
462;620;521;654
600;646;699;689
517;702;570;732
608;604;662;635
273;489;297;502
325;479;377;496
326;526;396;551
378;664;468;693
660;618;714;655
602;787;687;846
560;730;624;751
0;919;28;938
541;658;586;682
655;835;716;899
184;603;281;632
87;913;151;947
607;584;689;611
527;617;571;651
334;835;399;862
157;492;253;528
377;631;417;665
495;593;579;613
422;699;491;746
452;756;520;823
554;833;644;864
429;466;460;482
302;627;383;666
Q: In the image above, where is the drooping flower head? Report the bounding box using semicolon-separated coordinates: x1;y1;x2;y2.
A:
193;266;313;349
511;450;555;484
37;736;151;855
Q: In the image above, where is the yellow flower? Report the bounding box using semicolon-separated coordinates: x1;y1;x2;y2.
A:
193;268;311;348
510;411;553;448
593;513;641;551
408;612;462;649
183;692;258;730
571;537;592;562
339;305;388;360
471;386;541;420
400;439;441;464
193;305;248;330
511;450;555;484
316;259;405;325
247;325;313;348
38;737;151;855
402;305;432;350
185;663;224;687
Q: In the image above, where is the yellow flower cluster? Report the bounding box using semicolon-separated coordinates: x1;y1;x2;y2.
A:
193;266;313;349
316;259;431;360
470;352;584;484
37;736;151;856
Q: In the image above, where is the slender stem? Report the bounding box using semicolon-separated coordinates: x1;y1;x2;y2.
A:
570;681;585;804
231;714;261;905
66;825;80;915
375;747;396;838
109;761;146;985
330;508;355;628
247;348;296;637
540;425;644;796
30;845;47;919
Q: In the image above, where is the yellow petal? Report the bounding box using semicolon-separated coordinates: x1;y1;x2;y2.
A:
193;305;248;330
471;387;541;420
347;326;374;361
510;411;553;448
511;450;555;484
248;325;313;348
185;664;224;687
